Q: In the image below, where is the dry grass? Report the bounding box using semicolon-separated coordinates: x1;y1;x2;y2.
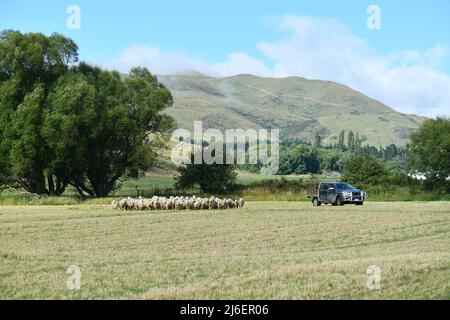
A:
0;202;449;299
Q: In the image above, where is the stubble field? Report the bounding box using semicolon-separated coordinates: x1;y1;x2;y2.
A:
0;201;449;299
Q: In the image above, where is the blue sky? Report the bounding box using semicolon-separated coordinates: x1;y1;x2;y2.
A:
1;0;450;117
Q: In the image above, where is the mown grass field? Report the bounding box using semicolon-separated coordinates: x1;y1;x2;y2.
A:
1;201;449;299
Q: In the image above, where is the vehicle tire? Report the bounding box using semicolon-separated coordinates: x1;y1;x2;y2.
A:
335;196;343;206
312;198;321;207
356;202;364;206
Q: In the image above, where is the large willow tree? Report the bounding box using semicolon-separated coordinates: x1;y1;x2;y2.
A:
0;30;174;197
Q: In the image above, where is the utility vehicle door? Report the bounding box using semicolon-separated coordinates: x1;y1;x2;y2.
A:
327;184;337;203
319;183;329;202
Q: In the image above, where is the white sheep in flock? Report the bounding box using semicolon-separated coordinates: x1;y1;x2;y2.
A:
111;195;245;211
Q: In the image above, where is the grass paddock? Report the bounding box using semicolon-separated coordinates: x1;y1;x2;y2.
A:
0;201;449;299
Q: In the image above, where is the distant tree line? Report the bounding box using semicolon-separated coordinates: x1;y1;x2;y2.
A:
242;120;449;193
275;130;408;175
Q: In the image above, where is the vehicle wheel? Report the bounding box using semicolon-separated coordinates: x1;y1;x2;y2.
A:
356;202;364;206
335;196;343;206
312;198;321;206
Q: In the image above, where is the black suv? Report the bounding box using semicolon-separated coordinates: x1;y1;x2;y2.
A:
308;182;365;206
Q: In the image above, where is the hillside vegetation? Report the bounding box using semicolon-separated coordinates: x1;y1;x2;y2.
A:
160;72;426;146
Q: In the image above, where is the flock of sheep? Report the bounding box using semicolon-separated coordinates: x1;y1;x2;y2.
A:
111;195;245;211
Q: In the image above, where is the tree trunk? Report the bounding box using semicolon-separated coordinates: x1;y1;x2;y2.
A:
47;174;55;196
71;180;95;197
30;171;47;195
55;177;67;196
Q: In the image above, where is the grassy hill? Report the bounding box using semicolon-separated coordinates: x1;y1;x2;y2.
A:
159;72;426;146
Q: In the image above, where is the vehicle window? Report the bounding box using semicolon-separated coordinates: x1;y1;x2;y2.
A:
336;183;353;189
320;183;328;191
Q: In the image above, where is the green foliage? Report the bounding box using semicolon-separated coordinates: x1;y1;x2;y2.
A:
354;132;361;153
275;136;409;177
44;63;174;197
337;130;345;151
342;154;422;193
347;130;355;152
0;30;78;194
408;117;450;192
279;144;320;174
314;131;321;148
0;31;174;197
319;149;352;172
176;147;237;193
342;155;388;187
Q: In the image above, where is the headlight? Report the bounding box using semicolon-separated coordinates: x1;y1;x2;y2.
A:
343;191;352;196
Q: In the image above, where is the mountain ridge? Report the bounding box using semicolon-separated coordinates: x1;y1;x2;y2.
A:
158;72;426;146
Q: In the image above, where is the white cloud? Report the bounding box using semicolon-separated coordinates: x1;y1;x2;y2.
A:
386;45;450;70
102;46;271;78
102;44;213;75
214;52;272;77
256;15;450;118
99;15;450;117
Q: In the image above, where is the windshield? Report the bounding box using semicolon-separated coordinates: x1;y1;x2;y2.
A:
335;183;354;190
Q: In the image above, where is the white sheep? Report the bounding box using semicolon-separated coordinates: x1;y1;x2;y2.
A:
113;195;244;212
201;198;209;210
193;201;202;210
111;200;119;210
217;199;225;210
